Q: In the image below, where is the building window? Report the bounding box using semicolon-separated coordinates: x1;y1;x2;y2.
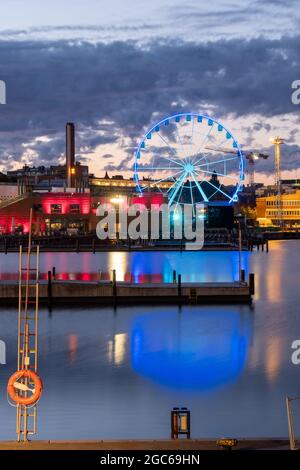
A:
69;204;80;214
51;204;62;214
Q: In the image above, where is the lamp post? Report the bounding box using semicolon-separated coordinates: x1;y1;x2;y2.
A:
271;137;285;227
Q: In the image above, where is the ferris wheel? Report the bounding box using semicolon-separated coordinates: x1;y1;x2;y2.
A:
134;113;244;208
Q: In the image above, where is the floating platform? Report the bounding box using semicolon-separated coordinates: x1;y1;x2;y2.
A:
0;279;253;305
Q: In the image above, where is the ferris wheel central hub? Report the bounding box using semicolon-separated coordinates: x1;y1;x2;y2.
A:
184;162;194;174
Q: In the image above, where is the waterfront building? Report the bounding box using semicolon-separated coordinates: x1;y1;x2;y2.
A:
256;189;300;228
281;178;300;190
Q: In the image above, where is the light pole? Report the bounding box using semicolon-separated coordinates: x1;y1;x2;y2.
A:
271;137;284;227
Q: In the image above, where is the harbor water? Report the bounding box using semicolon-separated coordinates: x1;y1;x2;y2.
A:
0;240;300;440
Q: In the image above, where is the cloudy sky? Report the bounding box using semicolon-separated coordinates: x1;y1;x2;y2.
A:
0;0;300;183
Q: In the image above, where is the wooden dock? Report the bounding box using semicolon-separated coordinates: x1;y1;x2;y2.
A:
0;278;253;306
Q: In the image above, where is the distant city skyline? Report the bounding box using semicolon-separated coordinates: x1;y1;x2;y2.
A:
0;0;300;184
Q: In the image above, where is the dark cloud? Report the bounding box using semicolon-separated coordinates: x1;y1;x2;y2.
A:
252;122;272;132
0;23;160;38
288;128;298;143
256;0;299;5
173;4;261;23
171;0;299;33
0;35;299;172
102;153;114;159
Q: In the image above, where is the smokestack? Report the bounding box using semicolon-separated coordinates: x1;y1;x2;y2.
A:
66;122;75;188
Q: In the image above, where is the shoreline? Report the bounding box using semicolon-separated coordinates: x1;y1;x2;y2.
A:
0;245;245;253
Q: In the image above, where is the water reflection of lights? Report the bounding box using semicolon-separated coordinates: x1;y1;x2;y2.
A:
264;335;283;384
68;334;78;364
131;252;173;284
0;251;251;284
108;333;128;366
250;244;284;302
108;252;127;281
131;310;251;391
266;267;282;302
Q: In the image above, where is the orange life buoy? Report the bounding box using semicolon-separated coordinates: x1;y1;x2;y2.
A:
7;369;43;406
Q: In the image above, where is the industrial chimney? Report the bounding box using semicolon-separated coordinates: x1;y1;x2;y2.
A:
66;122;75;188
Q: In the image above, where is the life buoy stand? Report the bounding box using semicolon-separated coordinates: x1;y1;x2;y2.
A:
7;370;43;406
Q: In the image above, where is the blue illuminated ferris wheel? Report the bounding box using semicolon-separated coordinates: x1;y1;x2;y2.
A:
134;113;244;207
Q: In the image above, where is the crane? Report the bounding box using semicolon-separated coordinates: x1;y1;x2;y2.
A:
204;146;269;187
245;152;269;187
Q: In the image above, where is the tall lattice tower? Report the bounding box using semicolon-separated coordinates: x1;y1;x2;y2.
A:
271;137;284;226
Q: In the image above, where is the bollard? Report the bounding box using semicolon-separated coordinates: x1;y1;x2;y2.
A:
240;269;245;282
52;266;56;279
171;407;190;439
47;270;52;311
112;269;117;305
4;238;7;255
249;273;255;296
266;238;269;253
76;239;79;253
173;270;177;284
92;238;95;254
178;274;182;300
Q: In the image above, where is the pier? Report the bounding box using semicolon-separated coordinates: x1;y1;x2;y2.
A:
0;276;253;306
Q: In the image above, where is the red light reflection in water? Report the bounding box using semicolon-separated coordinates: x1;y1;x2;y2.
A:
0;272;164;283
68;334;78;364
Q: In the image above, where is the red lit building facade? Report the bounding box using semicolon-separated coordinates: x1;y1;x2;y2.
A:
0;193;92;235
0;188;167;235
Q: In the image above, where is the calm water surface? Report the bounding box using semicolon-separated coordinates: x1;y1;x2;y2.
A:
0;240;300;439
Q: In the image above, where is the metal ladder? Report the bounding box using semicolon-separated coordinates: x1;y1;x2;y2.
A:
16;209;40;442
